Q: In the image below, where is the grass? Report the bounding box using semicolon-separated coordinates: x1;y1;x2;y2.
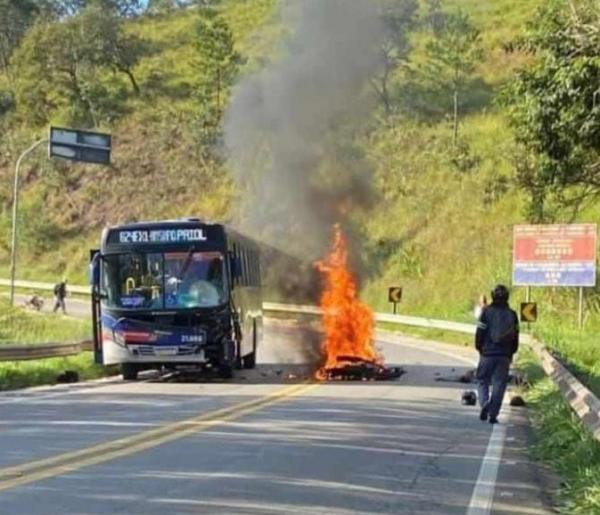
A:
518;348;600;514
0;299;91;344
532;320;600;397
0;352;115;391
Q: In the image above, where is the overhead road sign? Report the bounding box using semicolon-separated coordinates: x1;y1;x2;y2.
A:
513;224;597;287
49;126;111;165
520;302;537;323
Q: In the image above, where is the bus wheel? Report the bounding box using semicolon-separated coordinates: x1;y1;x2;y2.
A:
243;352;256;369
218;365;233;379
121;363;138;381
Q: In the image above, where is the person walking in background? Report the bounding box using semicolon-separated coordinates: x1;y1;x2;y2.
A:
53;278;68;314
475;284;519;424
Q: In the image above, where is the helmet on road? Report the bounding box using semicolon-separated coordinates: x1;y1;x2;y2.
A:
461;390;477;406
491;284;509;304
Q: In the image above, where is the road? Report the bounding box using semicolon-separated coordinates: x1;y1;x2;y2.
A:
0;318;553;514
14;293;90;319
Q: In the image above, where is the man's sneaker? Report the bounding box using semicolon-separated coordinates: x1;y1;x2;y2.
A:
479;406;488;421
489;416;498;424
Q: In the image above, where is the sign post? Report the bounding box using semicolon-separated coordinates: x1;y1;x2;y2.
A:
388;287;402;314
513;224;597;328
578;287;584;329
9;127;111;305
9;138;49;306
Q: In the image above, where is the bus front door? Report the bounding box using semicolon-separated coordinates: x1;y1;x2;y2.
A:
90;250;103;364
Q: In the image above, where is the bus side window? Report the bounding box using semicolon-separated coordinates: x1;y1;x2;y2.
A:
254;251;260;286
231;244;239;286
250;250;257;286
256;253;261;286
245;249;252;286
241;248;248;286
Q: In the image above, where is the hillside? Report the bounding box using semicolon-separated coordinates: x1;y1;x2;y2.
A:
0;0;597;326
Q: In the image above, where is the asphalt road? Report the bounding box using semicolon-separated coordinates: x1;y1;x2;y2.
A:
14;293;90;319
0;318;553;514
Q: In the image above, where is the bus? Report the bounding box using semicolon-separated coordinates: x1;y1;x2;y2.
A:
89;219;262;380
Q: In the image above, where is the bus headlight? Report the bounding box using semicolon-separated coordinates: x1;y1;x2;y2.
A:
113;330;126;347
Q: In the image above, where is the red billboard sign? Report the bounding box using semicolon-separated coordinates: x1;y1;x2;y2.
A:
513;224;597;286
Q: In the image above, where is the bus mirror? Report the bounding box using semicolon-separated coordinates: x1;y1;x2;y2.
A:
89;251;101;287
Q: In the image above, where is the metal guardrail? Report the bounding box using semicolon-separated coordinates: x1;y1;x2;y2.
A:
0;341;92;362
0;278;89;295
3;282;599;440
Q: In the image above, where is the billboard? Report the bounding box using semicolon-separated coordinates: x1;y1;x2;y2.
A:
513;224;597;287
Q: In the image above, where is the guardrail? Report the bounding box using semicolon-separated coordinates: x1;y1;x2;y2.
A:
0;341;92;362
3;281;599;441
0;279;89;295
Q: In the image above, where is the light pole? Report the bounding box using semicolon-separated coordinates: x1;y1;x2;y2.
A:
9;138;48;306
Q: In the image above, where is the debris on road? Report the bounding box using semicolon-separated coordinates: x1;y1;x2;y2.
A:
509;395;526;407
56;370;79;383
321;356;404;381
435;368;476;383
461;390;477;405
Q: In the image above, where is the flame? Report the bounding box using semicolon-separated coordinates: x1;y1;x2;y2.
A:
315;225;380;379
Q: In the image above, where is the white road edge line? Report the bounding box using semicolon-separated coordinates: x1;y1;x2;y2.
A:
378;333;509;514
466;422;507;515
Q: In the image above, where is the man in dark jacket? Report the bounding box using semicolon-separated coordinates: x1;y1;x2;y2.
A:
53;279;68;314
475;284;519;424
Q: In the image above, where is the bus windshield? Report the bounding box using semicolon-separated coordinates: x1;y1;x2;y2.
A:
102;251;227;310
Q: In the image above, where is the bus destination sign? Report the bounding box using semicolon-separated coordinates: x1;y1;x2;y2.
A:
118;229;208;244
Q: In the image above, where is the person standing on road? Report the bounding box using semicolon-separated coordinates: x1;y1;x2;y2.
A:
475;284;519;424
53;278;68;315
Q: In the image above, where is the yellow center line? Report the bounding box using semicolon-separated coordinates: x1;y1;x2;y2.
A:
0;381;319;492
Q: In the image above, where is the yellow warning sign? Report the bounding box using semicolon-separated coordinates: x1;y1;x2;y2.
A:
388;287;403;303
520;302;537;322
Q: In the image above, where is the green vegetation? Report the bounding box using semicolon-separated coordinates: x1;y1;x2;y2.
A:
0;352;114;390
0;299;90;344
533;321;600;397
518;348;600;514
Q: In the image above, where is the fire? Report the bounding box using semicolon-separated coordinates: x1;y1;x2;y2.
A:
315;225;380;379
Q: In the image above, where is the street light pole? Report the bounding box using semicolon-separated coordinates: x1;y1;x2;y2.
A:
9;138;48;306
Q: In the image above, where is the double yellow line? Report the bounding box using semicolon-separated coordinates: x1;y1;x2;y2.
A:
0;382;317;493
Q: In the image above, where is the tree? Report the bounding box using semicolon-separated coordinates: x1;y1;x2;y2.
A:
79;3;144;94
423;0;446;35
423;10;482;146
503;0;600;220
0;0;38;75
371;0;418;117
193;6;243;149
41;0;143;17
12;4;144;126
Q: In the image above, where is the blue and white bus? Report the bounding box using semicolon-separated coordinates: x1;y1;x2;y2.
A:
90;219;262;380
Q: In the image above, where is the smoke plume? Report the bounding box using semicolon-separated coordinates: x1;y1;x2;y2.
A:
224;0;383;259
